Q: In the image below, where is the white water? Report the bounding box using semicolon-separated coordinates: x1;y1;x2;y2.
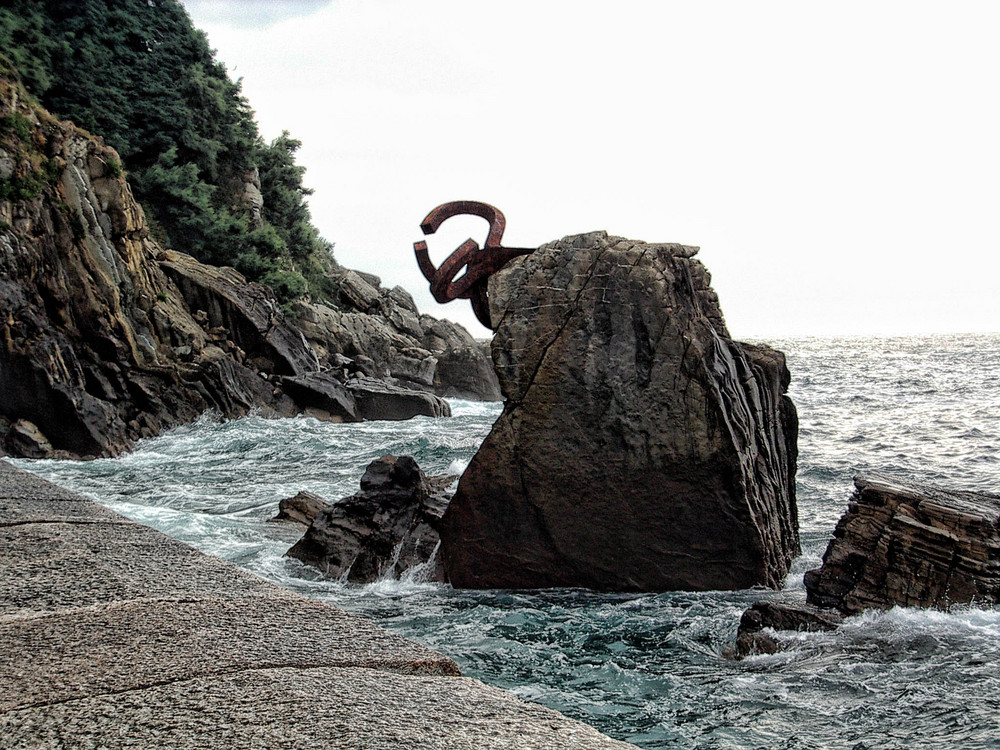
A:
14;334;1000;748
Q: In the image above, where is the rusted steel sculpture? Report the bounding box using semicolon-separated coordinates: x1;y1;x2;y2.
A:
414;201;534;328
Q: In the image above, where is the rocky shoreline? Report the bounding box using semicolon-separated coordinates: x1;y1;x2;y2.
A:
0;70;497;460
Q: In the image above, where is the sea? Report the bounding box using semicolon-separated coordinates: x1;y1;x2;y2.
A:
12;333;1000;749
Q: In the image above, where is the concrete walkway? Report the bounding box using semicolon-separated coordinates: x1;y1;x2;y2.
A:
0;460;635;749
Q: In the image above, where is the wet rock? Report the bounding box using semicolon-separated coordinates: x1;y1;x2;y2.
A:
345;377;451;421
281;372;359;423
734;600;843;657
286;455;454;583
4;419;55;459
441;232;799;591
270;491;333;527
804;475;1000;614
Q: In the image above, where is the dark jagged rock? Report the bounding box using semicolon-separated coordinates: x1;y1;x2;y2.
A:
269;490;332;527
286;455;454;583
440;231;799;592
734;601;843;657
804;475;1000;614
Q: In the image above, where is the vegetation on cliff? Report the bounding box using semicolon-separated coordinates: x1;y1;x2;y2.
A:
0;0;333;305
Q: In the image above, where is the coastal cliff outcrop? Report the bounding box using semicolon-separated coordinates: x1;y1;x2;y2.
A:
440;232;799;591
0;72;484;458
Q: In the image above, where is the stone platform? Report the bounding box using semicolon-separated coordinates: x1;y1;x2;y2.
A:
0;460;633;749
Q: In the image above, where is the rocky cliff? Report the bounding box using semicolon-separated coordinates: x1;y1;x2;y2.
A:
0;72;494;459
440;232;799;591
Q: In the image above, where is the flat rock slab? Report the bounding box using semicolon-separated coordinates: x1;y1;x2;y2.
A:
1;666;635;750
0;462;122;525
2;597;459;711
0;521;284;617
0;461;635;748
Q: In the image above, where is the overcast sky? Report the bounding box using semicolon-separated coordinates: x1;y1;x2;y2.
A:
182;0;998;340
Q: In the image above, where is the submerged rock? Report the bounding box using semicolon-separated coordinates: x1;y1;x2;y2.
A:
286;455;454;583
804;475;1000;613
734;600;843;657
440;232;799;592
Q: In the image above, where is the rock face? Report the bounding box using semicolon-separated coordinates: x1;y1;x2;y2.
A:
804;475;1000;613
440;232;799;591
293;287;500;403
0;71;476;459
287;455;454;583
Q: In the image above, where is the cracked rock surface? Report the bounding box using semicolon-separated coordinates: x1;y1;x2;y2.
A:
441;232;799;591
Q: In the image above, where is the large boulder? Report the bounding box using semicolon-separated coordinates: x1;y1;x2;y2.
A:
804;475;1000;613
440;232;799;591
286;455;454;583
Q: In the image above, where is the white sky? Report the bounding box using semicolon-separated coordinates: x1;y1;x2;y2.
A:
182;0;999;339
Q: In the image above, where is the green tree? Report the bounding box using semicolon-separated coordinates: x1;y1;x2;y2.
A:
0;0;335;306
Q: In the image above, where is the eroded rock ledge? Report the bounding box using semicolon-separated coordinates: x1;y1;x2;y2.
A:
440;231;800;592
735;475;1000;656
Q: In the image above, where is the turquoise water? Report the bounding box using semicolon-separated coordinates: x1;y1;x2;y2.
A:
15;334;1000;748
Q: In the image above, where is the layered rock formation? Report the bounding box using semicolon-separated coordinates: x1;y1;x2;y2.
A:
293;281;500;402
0;71;490;459
804;475;1000;613
440;232;799;591
286;455;453;583
733;474;1000;657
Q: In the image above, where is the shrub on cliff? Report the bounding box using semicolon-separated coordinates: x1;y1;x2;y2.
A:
0;0;333;306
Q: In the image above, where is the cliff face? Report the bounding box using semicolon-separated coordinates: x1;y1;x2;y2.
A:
0;73;292;457
0;72;493;459
440;232;799;592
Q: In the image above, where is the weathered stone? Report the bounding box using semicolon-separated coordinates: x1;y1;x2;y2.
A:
804;475;1000;614
441;232;799;591
1;70;487;460
434;344;502;401
281;372;359;422
734;600;843;657
287;455;452;583
346;376;451;421
338;269;382;312
4;419;54;458
2;666;635;749
269;490;333;527
160;250;319;377
295;301;499;402
0;462;632;749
